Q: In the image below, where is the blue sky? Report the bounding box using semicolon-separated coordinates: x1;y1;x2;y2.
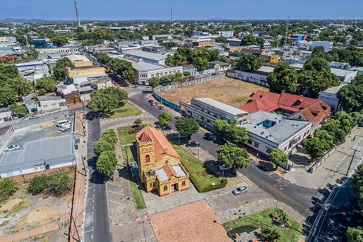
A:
1;0;362;20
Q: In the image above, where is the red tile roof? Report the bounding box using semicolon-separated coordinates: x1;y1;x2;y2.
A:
137;126;180;161
239;91;331;124
138;132;151;142
163;164;176;178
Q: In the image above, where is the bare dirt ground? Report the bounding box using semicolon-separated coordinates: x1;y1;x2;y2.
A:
0;176;73;242
160;77;268;107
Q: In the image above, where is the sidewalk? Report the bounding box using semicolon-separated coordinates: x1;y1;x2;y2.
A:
283;127;363;188
0;222;59;242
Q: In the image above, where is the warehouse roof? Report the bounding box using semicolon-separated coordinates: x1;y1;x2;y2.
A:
193;98;247;117
0;134;74;173
124;49;166;61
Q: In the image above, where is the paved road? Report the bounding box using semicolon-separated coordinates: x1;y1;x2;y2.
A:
128;89;319;218
83;116;112;242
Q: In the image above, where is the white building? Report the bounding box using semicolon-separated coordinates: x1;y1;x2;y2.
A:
180;98;249;129
226;66;274;87
311;41;333;52
132;61;183;85
318;83;348;112
37;96;67;112
124;50;167;65
0;108;12;123
217;31;234;38
238;111;312;157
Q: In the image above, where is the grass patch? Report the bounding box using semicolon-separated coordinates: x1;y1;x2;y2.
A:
130;179;146;210
223;207;302;242
172;145;226;191
110;102;141;118
118;126;137;162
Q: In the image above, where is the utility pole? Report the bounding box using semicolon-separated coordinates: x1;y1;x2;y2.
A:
346;148;360;176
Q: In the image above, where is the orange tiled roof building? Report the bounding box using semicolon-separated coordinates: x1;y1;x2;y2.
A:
136;126;189;197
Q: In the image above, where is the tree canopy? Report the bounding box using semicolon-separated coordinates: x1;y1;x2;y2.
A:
148;77;159;89
88;87;128;116
214;119;248;145
52;35;68;47
35;77;57;93
158;112;172;126
96;151;118;177
338;74;363;113
53;57;73;80
236;55;263;73
267;62;298;94
216;143;250;172
97;52;134;80
240;35;257;46
175;117;200;139
269;149;288;166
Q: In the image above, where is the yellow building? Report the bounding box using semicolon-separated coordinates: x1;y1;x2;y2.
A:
73;60;93;67
67;54;93;68
65;66;106;78
136;126;189;197
266;54;279;63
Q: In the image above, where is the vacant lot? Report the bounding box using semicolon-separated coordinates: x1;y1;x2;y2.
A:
161;77;268;107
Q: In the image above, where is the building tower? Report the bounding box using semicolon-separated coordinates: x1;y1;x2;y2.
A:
74;0;81;28
170;4;173;34
284;16;290;47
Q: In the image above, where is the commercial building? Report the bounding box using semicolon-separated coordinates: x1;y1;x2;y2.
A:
238;111;312;157
33;39;53;49
37;47;79;55
37;96;67;112
289;34;307;44
186;36;214;48
208;61;231;72
180;98;249;129
132;61;183;85
240;90;331;128
16;61;50;83
311;41;333;52
136;126;189;196
0;108;12;123
217;31;234;38
124;50;167;65
0;134;75;181
66;54;93;67
226;66;274;87
318;83;348;112
65;66;106;79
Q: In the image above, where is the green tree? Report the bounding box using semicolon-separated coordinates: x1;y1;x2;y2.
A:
269;148;288;166
133;118;143;127
256;37;265;49
240;35;257;46
347;227;363;242
148;77;159;90
10;104;27;115
175;117;200;140
88;87;128;116
337;75;363;113
213;119;248;144
216;143;250;172
102;129;118;147
267;62;298;93
27;174;49;195
237;55;263;73
158;112;172;126
96;151;118;177
261;226;281;242
193;57;209;71
302;137;329;160
215;36;227;43
0;178;18;202
53;57;73;80
35;77;57;92
298;57;340;97
183;71;191;76
94;139;114;156
353;164;363;192
0;85;17;106
52;35;68;47
10;77;33;96
314;129;334;148
48;173;72;196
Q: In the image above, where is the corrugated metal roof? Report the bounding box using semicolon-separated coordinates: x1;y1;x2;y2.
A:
155;168;168;181
0;134;74;173
172;165;186;177
193;98;247;116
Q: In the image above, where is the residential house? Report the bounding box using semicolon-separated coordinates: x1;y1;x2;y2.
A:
0;108;12;123
208;61;231;72
37;96;66;112
226;66;274;87
23;94;41;113
318;83;348;112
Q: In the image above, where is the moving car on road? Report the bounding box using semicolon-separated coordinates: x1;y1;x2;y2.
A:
158;106;164;110
5;145;20;151
186;141;200;147
232;186;248;195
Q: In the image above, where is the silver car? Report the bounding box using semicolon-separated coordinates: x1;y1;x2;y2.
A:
232;186;248;195
5;145;20;151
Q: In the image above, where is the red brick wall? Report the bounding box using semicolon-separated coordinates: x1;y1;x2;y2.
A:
5;165;77;184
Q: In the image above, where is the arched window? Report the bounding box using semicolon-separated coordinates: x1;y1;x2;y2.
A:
163;185;167;191
145;155;150;163
182;181;186;187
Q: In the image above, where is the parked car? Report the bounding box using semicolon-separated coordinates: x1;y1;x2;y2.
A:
186;141;200;147
5;145;20;151
204;133;212;141
151;102;156;106
232;186;248;195
148;99;154;103
142;90;153;94
158;106;164;110
256;164;270;172
163;125;172;130
175;116;181;119
29;115;39;120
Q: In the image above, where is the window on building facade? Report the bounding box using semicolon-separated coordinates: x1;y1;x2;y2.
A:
247;140;253;145
163;185;167;191
150;182;153;188
145;155;150;163
266;147;272;154
182;181;186;187
254;142;259;148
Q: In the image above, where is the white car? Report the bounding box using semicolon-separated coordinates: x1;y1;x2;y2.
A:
5;145;20;151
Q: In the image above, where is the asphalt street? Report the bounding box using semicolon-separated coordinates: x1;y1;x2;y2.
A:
83;116;112;242
129;89;319;218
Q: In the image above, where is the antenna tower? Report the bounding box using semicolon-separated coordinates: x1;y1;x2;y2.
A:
74;0;81;28
284;16;290;47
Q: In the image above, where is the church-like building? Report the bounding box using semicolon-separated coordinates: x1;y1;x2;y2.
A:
136;126;190;196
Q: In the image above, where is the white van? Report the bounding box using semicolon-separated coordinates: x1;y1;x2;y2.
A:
57;119;70;127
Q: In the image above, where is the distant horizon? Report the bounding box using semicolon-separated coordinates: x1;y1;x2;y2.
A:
0;0;362;22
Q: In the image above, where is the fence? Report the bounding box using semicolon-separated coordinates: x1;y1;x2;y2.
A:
227;70;269;87
308;146;338;173
154;73;225;93
153;92;180;111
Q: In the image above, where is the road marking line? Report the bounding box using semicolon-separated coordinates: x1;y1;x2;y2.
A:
84;228;93;233
109;199;123;205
